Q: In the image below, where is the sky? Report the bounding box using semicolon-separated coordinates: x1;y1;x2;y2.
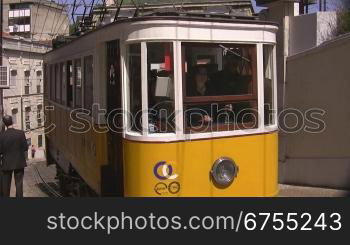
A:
251;0;342;13
251;0;265;13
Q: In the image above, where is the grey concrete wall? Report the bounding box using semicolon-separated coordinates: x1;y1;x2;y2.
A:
288;12;337;56
288;13;318;55
280;33;350;189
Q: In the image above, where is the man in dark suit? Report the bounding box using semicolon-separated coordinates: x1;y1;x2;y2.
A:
0;119;5;197
0;115;28;197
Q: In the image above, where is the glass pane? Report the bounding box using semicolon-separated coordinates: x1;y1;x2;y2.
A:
128;44;142;133
147;42;175;134
263;45;275;126
84;56;94;113
10;70;17;86
182;43;256;97
67;61;73;107
55;64;61;102
75;59;82;108
184;101;258;133
61;63;67;105
182;42;258;134
50;65;55;100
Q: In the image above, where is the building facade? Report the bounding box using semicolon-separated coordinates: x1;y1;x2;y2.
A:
1;0;69;159
3;0;69;41
2;35;51;159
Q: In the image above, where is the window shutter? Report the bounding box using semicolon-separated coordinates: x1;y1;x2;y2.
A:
0;66;10;88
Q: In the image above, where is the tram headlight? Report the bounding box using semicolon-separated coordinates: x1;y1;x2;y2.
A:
211;157;238;187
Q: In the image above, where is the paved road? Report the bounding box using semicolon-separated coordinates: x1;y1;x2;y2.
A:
9;160;57;198
7;160;350;197
278;184;350;197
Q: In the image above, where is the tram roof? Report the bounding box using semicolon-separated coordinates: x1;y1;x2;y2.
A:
49;12;278;53
108;11;279;27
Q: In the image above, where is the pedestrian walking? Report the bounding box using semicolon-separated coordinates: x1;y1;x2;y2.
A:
0;115;28;197
31;145;36;159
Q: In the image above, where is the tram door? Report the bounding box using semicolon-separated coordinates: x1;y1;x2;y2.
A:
102;40;124;196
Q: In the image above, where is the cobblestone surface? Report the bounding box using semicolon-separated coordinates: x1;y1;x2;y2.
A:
9;160;57;198
7;160;350;197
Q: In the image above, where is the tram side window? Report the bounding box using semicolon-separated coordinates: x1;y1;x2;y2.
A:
67;61;74;108
61;62;67;106
84;56;94;114
263;45;275;126
50;64;55;100
147;42;175;134
127;44;142;133
75;59;82;108
55;63;61;103
182;43;258;133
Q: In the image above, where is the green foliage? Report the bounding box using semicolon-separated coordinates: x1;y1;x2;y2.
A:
335;0;350;35
69;23;79;35
336;11;350;35
341;11;350;33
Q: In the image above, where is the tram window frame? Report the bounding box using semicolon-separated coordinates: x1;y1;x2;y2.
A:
126;43;142;134
55;63;61;103
263;44;276;126
61;62;67;106
83;55;94;114
146;42;176;134
181;42;259;134
74;59;82;108
50;64;55;100
66;60;74;108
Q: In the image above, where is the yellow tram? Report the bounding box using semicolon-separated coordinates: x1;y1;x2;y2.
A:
44;13;278;197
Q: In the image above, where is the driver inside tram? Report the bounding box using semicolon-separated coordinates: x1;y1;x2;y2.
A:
186;65;215;125
185;50;253;128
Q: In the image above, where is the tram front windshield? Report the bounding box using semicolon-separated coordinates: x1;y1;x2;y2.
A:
127;42;260;135
182;43;258;133
147;42;176;134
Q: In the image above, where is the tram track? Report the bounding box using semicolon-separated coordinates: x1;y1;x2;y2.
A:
33;164;63;198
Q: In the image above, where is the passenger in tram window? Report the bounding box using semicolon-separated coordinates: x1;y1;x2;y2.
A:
187;65;214;97
186;66;214;126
